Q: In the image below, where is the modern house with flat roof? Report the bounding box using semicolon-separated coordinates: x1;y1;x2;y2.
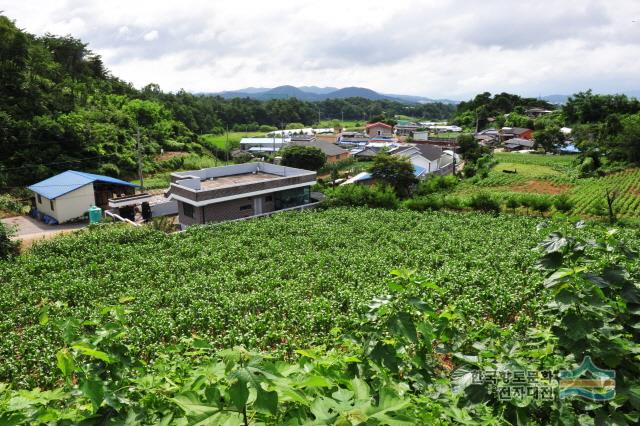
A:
168;162;317;226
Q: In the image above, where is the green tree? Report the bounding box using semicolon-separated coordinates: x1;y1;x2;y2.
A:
369;153;417;197
280;145;326;171
534;126;565;152
457;134;483;162
0;221;19;259
613;114;640;163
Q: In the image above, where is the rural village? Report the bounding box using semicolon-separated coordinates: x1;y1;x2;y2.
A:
1;2;640;425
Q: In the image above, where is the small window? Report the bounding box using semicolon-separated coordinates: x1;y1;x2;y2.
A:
37;194;42;204
50;200;55;211
183;203;194;218
239;204;252;211
265;195;273;202
377;130;382;136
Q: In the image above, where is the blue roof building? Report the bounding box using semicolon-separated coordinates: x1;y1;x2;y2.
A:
28;171;138;223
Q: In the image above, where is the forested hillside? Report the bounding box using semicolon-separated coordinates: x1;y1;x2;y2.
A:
0;15;455;188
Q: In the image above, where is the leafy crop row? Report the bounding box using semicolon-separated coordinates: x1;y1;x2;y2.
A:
0;209;560;387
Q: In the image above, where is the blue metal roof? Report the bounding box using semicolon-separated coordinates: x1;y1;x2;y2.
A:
413;165;428;177
28;170;138;200
559;143;581;153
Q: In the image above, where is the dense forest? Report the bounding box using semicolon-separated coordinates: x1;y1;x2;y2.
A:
0;15;455;187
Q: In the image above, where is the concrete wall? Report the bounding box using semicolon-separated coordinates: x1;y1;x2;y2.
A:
203;197;256;222
177;194;278;226
366;125;393;138
171;162;313;183
34;183;95;223
151;200;178;217
177;201;203;226
171;174;316;204
326;152;351;164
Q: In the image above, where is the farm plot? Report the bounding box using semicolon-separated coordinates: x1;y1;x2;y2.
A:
0;208;585;387
457;153;640;218
568;169;640;217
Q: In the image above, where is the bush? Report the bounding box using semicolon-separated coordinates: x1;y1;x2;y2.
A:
443;195;465;210
162;139;186;151
0;194;28;215
324;184;399;209
97;163;121;177
259;125;278;133
415;175;458;196
518;194;536;214
280;145;326;171
463;163;477;178
505;196;521;213
553;195;574;213
0;221;19;259
529;195;553;216
403;196;443;211
468;193;501;214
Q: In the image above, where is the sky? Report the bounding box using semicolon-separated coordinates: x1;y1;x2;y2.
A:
2;0;640;100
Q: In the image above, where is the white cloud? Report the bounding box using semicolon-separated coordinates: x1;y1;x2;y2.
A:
143;30;159;41
2;0;640;99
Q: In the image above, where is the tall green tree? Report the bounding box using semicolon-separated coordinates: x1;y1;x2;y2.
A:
280;145;326;171
369;153;417;197
534;126;565;152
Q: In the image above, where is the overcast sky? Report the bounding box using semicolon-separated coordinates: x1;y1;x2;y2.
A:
2;0;640;99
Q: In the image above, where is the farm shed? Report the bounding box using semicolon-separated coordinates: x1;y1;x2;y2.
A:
28;170;138;224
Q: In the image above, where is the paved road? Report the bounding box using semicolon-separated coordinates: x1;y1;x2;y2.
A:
1;216;86;247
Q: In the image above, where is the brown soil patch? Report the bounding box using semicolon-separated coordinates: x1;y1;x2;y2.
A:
509;180;573;195
156;151;186;161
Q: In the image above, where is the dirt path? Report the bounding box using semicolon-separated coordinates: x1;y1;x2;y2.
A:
1;216;86;249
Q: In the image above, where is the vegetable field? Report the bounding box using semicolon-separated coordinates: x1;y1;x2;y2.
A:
457;153;640;219
0;209;567;387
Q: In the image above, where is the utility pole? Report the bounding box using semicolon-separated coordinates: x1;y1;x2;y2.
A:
136;127;144;190
225;124;229;163
451;149;456;177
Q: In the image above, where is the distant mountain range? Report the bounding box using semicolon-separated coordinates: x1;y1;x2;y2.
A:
540;91;640;105
209;85;459;104
206;86;640;106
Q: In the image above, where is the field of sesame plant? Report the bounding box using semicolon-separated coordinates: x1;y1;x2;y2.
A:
0;208;590;388
1;208;639;424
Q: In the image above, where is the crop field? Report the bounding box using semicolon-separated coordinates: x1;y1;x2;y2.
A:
0;208;609;387
200;132;265;150
457;153;640;218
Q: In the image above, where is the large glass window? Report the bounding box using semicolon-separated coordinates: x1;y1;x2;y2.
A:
273;187;310;210
183;203;194;218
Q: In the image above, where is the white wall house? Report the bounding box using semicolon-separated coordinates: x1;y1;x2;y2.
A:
28;170;138;224
33;183;96;223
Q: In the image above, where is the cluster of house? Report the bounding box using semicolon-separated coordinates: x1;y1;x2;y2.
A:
27;164;320;229
26;121;460;229
240;133;351;164
475;125;575;153
31;111;578;229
